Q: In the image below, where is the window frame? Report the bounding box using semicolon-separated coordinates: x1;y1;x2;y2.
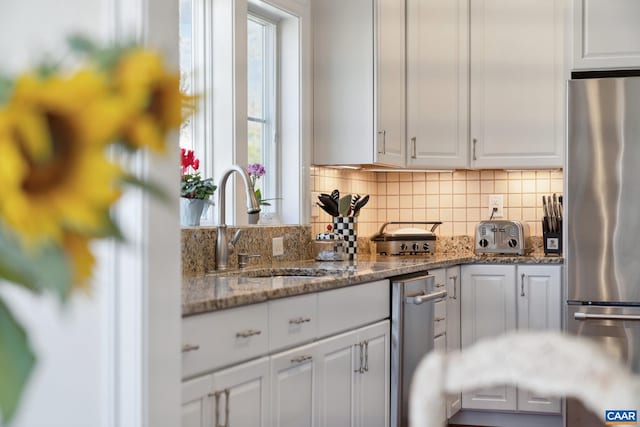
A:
247;10;280;213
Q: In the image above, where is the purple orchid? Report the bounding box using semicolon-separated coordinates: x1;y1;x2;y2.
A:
247;163;266;178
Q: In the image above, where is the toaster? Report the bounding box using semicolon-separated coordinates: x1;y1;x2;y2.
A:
475;220;531;255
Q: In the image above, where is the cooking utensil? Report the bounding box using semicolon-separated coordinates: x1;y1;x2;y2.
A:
338;195;352;216
316;202;338;217
353;194;369;216
318;194;339;216
331;189;340;202
350;194;361;216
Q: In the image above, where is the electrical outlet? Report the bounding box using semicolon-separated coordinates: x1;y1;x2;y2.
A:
488;194;504;218
272;237;284;256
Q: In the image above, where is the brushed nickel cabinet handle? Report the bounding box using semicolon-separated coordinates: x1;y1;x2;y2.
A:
473;138;477;161
521;273;526;297
289;317;311;325
236;329;261;338
377;130;387;154
449;275;458;300
182;344;200;353
411;137;417;159
434;317;446;322
363;340;369;372
223;389;230;427
208;389;230;427
290;355;313;364
354;342;364;373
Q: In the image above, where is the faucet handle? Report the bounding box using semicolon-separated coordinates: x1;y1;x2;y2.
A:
238;253;261;269
231;229;243;246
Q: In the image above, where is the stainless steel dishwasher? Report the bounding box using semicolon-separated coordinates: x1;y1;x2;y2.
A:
391;273;447;427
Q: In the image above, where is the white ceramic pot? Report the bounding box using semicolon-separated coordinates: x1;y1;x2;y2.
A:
180;198;206;226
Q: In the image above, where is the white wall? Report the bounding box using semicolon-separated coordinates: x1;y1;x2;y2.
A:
0;1;181;426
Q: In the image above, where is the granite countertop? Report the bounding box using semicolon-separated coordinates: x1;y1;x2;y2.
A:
182;253;563;316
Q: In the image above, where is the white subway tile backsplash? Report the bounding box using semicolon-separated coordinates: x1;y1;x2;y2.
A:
399;182;413;195
310;167;563;238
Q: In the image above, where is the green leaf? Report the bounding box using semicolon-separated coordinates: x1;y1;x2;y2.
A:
0;298;35;424
66;33;99;55
0;74;14;104
0;227;72;302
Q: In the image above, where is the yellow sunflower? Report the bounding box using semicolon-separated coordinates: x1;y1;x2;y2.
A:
0;71;125;244
114;49;187;152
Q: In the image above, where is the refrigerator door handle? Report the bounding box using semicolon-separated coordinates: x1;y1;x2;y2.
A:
574;312;640;321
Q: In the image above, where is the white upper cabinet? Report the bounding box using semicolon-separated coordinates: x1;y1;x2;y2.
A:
573;0;640;70
406;0;469;168
469;0;565;169
313;0;405;167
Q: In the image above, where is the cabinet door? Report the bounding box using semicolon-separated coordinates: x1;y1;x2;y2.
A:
375;0;405;166
315;330;358;427
461;265;517;411
312;0;374;165
516;265;562;414
406;0;469;168
469;0;564;168
270;342;318;427
356;321;390;427
445;266;462;419
211;357;270;427
182;375;214;427
574;0;640;70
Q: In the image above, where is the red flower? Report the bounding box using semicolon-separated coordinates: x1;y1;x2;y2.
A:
181;148;198;174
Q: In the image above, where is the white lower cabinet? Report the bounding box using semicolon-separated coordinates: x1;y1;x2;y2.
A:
182;280;390;427
271;343;318;427
460;264;562;414
516;265;562;414
429;267;462;421
270;320;391;427
444;266;462;418
181;357;269;427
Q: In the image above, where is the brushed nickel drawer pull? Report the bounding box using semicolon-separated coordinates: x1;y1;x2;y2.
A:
449;275;458;300
434;317;446;322
236;329;262;338
521;273;526;297
354;342;364;373
289;317;311;325
363;340;369;372
182;344;200;353
290;355;313;364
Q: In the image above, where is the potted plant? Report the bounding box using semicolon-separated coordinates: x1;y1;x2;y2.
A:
181;148;216;225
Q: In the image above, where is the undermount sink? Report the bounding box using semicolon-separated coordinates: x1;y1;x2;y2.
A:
239;268;337;279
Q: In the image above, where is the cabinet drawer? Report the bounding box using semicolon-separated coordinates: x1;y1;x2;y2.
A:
434;300;447;337
182;303;269;379
317;280;390;338
269;294;317;352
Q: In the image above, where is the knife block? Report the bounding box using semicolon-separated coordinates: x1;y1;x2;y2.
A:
542;219;562;255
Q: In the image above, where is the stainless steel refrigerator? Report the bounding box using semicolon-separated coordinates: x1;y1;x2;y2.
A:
567;75;640;427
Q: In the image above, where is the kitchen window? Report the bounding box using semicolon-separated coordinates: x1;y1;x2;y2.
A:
178;0;310;225
247;12;278;212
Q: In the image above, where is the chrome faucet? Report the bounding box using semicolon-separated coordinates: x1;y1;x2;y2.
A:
215;165;261;270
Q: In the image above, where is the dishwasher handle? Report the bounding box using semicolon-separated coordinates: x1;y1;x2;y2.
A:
405;289;447;305
574;312;640;321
